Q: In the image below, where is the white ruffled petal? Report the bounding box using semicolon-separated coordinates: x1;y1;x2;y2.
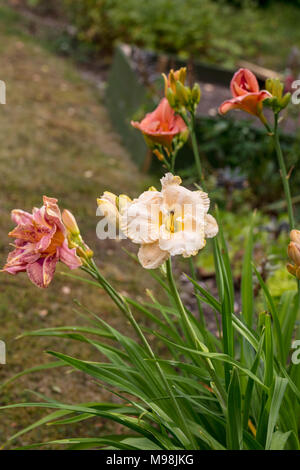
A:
159;215;206;257
120;191;162;244
204;214;219;238
160;173;182;189
138;241;169;269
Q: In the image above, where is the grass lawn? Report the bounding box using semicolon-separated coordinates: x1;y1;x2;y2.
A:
0;5;158;448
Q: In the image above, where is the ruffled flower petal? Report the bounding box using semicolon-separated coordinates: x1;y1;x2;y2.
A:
230;68;259;97
131;98;187;149
59;240;82;270
159;214;206;257
204;214;219;238
11;209;33;225
138;241;169;269
26;254;58;288
121;191;162;244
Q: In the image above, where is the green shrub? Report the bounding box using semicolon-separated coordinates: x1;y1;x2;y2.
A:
60;0;261;65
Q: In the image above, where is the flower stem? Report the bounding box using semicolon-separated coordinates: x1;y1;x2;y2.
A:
170;147;179;173
267;114;300;349
190;112;205;189
179;111;205;189
188;257;205;327
273;114;295;230
166;257;227;405
83;258;198;449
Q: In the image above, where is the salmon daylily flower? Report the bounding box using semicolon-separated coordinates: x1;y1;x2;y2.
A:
2;196;81;288
131;98;187;149
120;173;218;269
219;68;271;120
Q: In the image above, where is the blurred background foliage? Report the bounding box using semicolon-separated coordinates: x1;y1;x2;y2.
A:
14;0;300;69
10;0;300;302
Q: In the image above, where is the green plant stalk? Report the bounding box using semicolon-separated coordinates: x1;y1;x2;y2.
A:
190;113;204;188
188;257;205;328
170;146;180;173
166;257;201;348
83;258;198;450
273;115;295;230
166;257;227;406
179;111;205;189
265;115;300;342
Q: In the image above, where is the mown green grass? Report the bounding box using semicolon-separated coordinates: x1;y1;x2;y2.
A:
0;5;157;447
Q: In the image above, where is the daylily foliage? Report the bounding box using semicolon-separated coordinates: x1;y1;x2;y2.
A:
1;66;299;451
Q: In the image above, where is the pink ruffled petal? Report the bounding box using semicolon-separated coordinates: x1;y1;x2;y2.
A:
26;255;57;288
3;246;40;271
59;240;82;270
3;264;27;275
11;209;33;225
35;226;56;252
43;195;65;231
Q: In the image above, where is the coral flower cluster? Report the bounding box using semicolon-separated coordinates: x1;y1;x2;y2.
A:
2;196;81;288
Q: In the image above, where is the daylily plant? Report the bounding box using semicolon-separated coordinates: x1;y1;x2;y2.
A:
1;67;299;452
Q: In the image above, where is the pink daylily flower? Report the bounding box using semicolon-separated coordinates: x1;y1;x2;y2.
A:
2;196;81;288
219;68;271;118
131;98;187;149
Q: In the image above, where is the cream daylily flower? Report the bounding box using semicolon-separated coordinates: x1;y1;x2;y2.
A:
120;173;218;269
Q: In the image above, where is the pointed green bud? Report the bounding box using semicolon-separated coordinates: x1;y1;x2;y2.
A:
280;92;291;108
175;81;190;106
166;87;176;108
191;83;201;105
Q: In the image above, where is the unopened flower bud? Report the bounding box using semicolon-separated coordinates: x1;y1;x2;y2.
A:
290;229;300;244
163;67;187;96
280;92;291;108
287;263;297;277
62;209;93;263
153;148;164;162
179;127;189;144
175;81;190;107
265;77;290;112
191;83;201;106
266;78;284;99
166;88;176;108
62;209;80;236
288;242;300;266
